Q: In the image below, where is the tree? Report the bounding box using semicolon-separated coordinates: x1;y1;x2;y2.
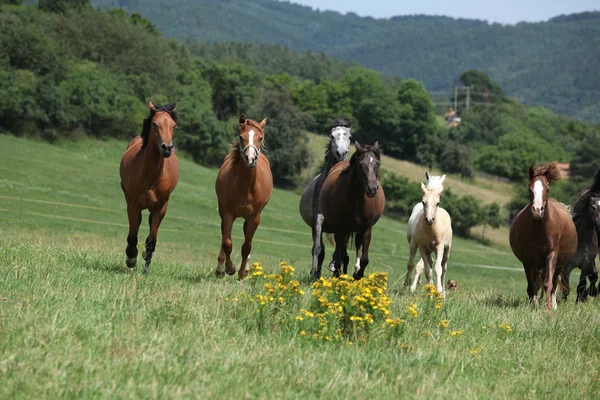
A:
38;0;90;14
249;85;310;187
440;142;473;179
480;202;503;241
442;192;482;237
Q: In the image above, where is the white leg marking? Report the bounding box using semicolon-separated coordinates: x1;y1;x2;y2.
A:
354;257;361;274
411;258;425;292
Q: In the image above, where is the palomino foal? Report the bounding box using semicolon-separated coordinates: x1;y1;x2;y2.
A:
405;172;453;296
120;101;180;273
215;115;273;280
509;163;577;310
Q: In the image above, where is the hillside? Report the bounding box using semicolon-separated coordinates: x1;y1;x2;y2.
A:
93;0;600;123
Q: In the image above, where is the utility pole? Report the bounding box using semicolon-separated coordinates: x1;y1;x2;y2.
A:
465;86;471;112
453;87;458;112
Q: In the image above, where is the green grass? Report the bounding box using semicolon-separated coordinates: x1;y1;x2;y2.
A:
1;134;597;398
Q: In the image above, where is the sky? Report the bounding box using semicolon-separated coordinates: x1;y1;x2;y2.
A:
287;0;599;24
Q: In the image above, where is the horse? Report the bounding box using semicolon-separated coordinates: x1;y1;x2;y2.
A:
509;163;577;310
319;141;385;280
561;175;600;302
120;101;180;273
404;172;453;296
299;117;352;280
215;114;273;281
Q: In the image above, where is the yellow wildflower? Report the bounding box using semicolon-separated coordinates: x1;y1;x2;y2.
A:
450;330;464;336
438;320;449;328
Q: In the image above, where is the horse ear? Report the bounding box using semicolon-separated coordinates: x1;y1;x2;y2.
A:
173;102;178;112
148;100;155;111
259;118;267;128
374;140;380;148
528;166;535;181
239;114;246;125
354;141;362;152
421;182;427;193
440;175;446;184
425;171;430;181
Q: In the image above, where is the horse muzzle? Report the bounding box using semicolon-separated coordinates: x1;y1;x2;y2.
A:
366;183;379;198
531;206;544;219
160;143;174;158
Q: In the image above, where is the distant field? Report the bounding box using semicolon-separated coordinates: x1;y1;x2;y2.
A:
1;134;596;399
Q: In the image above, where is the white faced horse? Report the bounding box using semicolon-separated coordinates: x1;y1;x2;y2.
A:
299;117;352;279
405;172;453;296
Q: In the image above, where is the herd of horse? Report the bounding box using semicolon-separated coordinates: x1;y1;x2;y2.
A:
119;101;600;309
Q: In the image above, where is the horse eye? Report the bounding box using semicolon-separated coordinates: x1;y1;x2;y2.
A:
152;121;158;127
436;202;440;206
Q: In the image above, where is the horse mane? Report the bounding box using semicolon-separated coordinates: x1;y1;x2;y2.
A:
324;116;352;162
341;143;381;175
529;163;562;186
574;168;600;216
140;102;179;149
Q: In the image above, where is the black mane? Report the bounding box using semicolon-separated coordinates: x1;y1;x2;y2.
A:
140;102;179;149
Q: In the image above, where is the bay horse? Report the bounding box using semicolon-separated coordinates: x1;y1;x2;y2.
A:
405;172;453;297
320;141;385;280
509;163;577;310
215;114;272;280
120;101;180;273
299;117;352;280
561;170;600;302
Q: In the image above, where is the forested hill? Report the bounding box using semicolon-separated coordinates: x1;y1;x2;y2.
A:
92;0;600;124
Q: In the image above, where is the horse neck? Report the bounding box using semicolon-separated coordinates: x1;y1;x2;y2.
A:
345;166;366;206
143;143;165;181
577;212;597;241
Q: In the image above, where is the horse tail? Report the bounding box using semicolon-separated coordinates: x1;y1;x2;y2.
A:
326;233;335;246
591;168;600;193
558;269;570;298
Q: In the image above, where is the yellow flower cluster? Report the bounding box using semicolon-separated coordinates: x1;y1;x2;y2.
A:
297;272;400;343
450;330;464;336
438;319;449;328
406;303;418;318
499;323;513;334
246;262;304;311
423;284;444;309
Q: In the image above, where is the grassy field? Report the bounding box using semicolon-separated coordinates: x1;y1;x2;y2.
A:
1;134;598;398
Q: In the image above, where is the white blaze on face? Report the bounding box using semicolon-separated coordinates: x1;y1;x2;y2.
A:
532;180;544;210
246;129;257;163
330;127;351;159
369;156;373;163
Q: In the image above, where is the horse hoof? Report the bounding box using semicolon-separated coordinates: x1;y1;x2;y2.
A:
126;257;137;269
215;269;225;278
327;263;335;273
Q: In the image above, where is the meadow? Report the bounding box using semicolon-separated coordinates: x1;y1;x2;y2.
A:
1;134;599;399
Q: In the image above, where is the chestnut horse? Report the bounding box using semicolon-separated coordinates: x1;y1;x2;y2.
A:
320;141;385;279
509;163;577;310
215;115;272;280
120;101;180;273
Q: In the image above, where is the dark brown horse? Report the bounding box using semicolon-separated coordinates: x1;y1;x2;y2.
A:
509;163;577;309
120;101;180;273
215;114;273;280
320;141;385;279
561;170;600;302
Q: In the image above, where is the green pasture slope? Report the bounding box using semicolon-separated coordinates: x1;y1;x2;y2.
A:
1;134;599;398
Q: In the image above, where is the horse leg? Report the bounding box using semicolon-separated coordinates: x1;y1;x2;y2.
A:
353;228;371;280
216;212;235;278
543;252;558;310
310;214;324;280
317;237;325;277
560;260;574;300
332;232;345;277
405;240;418;288
588;259;598;297
354;233;363;276
525;265;539;305
411;246;429;293
440;245;451;295
342;234;351;275
143;202;167;274
125;205;142;269
423;248;434;286
238;215;260;281
434;245;446;296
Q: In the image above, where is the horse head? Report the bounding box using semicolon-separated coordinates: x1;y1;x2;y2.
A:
528;163;561;219
351;140;381;198
328;117;352;163
238;114;267;168
420;171;446;226
145;100;178;158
